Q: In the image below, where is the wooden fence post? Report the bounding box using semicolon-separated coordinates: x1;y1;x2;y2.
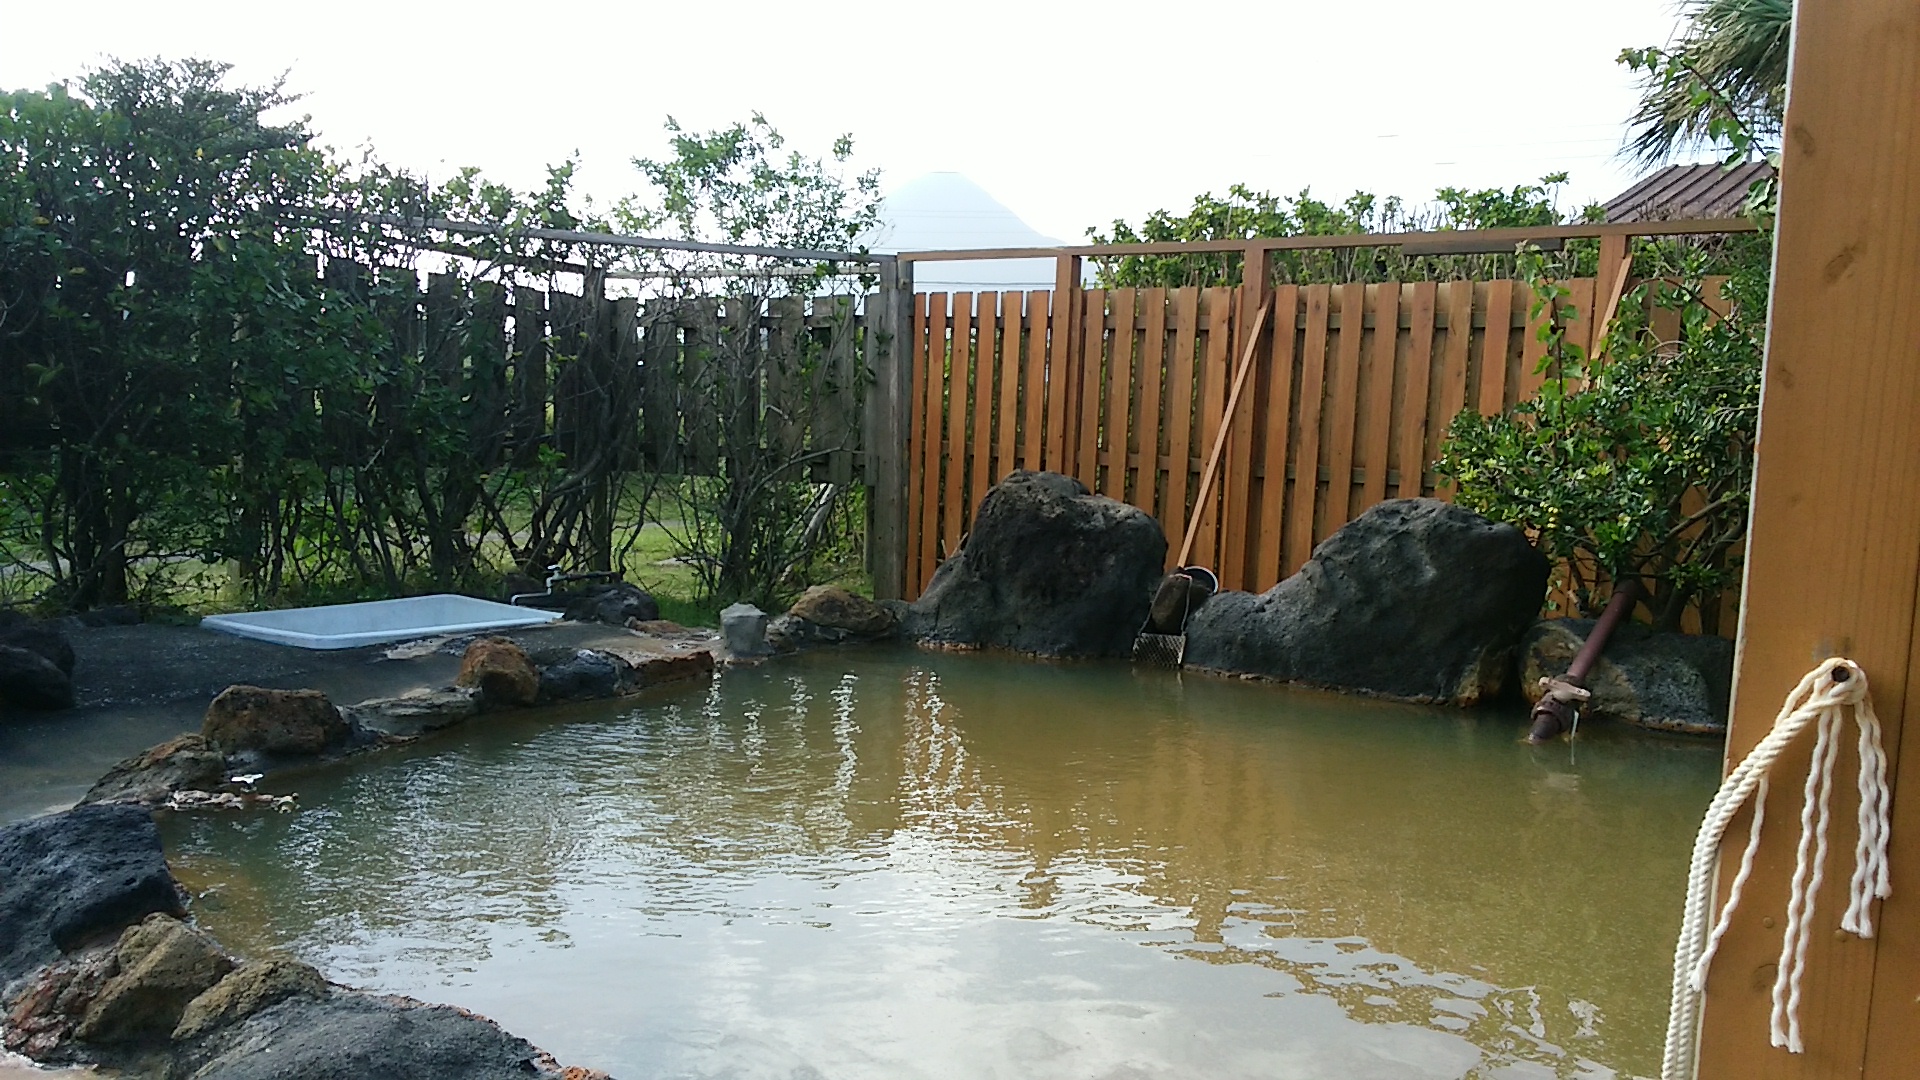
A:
1693;3;1920;1077
867;257;913;600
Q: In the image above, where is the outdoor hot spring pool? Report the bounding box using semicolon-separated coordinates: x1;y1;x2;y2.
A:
159;647;1719;1079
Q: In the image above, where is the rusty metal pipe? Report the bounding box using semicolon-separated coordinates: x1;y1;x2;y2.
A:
1527;579;1644;743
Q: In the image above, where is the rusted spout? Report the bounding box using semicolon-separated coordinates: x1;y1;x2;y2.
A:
1527;579;1643;743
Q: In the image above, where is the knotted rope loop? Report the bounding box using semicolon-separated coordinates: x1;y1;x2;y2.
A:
1661;657;1890;1080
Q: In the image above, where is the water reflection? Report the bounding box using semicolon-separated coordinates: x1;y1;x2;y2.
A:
164;647;1716;1079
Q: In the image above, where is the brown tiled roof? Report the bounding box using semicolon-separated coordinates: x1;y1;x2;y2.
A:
1602;162;1775;223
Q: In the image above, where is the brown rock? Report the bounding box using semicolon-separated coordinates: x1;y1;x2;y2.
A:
75;914;234;1043
173;956;330;1041
633;649;715;686
202;685;347;756
81;733;230;807
456;638;540;707
2;949;117;1059
788;585;895;636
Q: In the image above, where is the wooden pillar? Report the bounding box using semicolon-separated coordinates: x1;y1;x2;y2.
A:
1695;2;1920;1077
866;257;914;600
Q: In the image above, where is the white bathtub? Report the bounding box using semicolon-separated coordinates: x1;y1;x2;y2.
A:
201;594;562;650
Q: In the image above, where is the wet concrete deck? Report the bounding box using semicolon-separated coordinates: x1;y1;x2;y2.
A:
0;620;720;824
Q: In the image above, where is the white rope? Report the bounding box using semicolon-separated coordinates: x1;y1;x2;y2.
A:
1661;657;1891;1080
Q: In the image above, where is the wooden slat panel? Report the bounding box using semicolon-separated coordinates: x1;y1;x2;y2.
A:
1135;288;1168;520
943;293;972;561
1438;281;1474;422
969;292;999;517
1163;288;1201;568
1398;282;1438;498
996;292;1021;481
1518;282;1551;400
1478;279;1514;416
1046;258;1079;472
1561;276;1595;391
1285;285;1332;573
1433;281;1475;498
1320;282;1366;539
1077;288;1106;491
1255;284;1300;589
1104;288;1136;501
1191;287;1233;570
911;293;938;597
765;296;805;457
821;296;858;485
1021;290;1048;472
1358;282;1400;513
1222;248;1272;591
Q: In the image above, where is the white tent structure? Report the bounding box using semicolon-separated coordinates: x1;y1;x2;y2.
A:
865;172;1063;292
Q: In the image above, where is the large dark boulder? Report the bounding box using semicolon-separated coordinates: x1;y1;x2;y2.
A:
0;611;75;676
564;581;660;627
0;804;184;986
179;993;574;1080
1183;499;1550;705
899;471;1167;658
1521;618;1734;735
0;644;74;711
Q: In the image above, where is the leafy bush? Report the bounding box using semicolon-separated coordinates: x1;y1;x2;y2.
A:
1085;175;1602;289
1436;238;1768;631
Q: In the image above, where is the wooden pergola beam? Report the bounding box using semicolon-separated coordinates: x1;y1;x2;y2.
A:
1695;2;1920;1077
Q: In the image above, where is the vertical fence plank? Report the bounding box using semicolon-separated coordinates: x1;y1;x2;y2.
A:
1398;282;1438;498
944;293;973;558
1104;288;1136;501
1223;247;1273;590
1320;283;1366;540
1074;288;1105;492
969;292;999;517
1358;282;1400;514
1518;282;1550;401
1192;287;1233;570
1478;279;1514;417
1433;280;1475;498
1285;285;1332;574
1255;284;1300;589
1163;288;1200;568
1135;287;1167;522
917;294;947;591
512;286;549;458
1559;276;1595;396
1046;257;1079;472
996;291;1021;484
868;260;914;600
905;293;931;597
1021;290;1048;472
823;296;859;486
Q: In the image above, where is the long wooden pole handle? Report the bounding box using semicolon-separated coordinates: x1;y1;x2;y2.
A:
1178;295;1273;568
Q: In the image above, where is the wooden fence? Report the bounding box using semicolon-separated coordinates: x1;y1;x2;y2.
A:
900;268;1732;625
379;271;871;482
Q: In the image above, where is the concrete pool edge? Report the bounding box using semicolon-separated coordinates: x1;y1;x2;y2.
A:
200;595;563;651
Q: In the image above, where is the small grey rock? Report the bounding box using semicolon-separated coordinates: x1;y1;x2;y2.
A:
721;603;772;658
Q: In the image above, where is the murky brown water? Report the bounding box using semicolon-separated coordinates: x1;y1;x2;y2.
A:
160;647;1718;1079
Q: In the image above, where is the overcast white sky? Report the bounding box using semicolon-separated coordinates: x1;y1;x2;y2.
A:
4;0;1697;244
